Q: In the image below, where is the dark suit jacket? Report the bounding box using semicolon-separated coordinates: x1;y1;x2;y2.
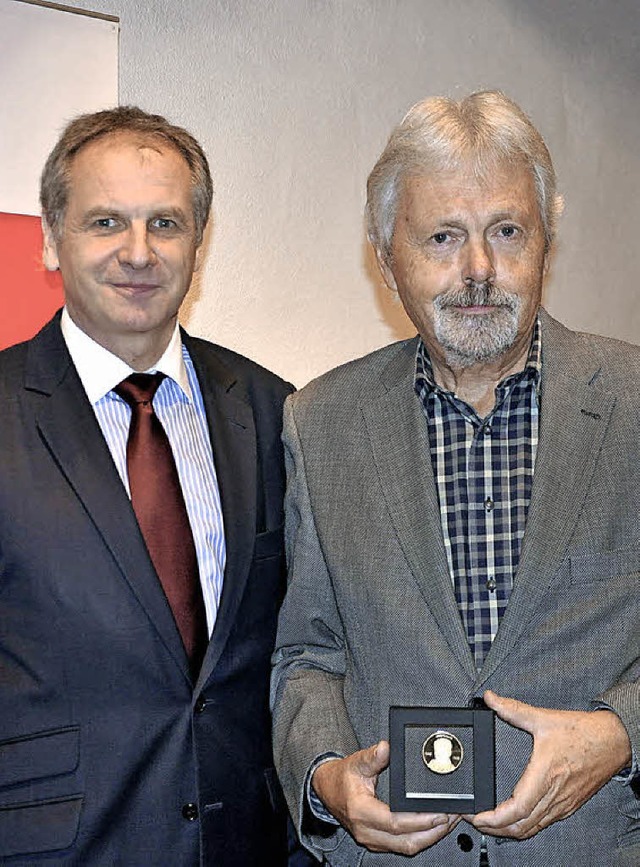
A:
0;312;293;865
272;310;640;867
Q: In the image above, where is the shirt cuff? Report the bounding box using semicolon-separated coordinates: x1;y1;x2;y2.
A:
306;753;343;824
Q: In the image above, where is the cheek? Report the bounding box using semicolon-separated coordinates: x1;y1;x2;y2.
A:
415;269;456;307
498;242;546;278
64;244;115;277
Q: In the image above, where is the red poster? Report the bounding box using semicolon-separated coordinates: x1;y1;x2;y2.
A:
0;213;64;350
1;2;118;350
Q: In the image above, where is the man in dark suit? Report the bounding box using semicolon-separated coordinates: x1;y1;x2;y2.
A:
0;106;302;865
272;91;639;865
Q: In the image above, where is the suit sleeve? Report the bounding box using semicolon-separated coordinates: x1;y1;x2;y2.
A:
271;396;360;857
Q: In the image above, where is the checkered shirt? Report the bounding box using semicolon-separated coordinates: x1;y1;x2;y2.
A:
414;320;542;668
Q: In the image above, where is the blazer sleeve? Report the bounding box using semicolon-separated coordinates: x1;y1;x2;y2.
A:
271;396;360;858
597;670;640;780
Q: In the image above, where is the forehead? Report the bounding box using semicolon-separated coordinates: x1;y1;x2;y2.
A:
398;160;540;225
66;133;193;205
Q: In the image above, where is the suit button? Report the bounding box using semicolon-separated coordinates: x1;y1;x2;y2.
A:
195;697;207;713
182;803;199;821
457;833;474;852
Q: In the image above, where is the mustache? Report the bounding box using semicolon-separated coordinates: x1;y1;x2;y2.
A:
435;282;519;312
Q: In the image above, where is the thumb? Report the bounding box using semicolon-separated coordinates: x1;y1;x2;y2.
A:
483;690;538;734
353;740;390;779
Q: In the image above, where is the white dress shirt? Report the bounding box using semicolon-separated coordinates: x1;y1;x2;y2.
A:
60;308;226;634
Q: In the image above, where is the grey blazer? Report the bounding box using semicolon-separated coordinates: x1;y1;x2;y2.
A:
271;309;640;866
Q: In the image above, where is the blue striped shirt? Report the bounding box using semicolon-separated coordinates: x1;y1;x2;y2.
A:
61;310;225;634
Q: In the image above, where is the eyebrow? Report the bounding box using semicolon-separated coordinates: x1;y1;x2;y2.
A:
81;206;191;222
429;210;525;227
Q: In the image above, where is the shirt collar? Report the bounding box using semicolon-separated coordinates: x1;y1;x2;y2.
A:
60;307;192;405
415;315;543;394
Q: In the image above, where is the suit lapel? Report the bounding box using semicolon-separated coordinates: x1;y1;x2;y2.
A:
478;311;617;685
184;336;257;686
26;316;191;681
362;339;476;678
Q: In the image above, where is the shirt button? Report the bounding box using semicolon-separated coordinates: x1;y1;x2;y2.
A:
486;577;497;592
482;423;492;436
457;832;474;852
182;803;199;821
484;497;494;512
195;697;207;713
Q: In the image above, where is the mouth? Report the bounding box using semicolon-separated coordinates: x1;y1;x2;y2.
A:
110;282;162;293
450;303;501;313
442;302;511;318
435;283;519;316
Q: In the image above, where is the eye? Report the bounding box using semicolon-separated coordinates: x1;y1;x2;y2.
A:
151;217;178;230
497;224;518;239
431;232;450;245
93;217;118;229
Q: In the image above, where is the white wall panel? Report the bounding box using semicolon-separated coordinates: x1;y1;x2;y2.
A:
0;0;118;215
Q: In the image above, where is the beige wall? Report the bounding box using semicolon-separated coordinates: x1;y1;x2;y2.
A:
66;0;640;385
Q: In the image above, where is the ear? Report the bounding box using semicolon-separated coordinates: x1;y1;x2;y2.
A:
374;245;398;293
194;243;204;273
41;218;60;271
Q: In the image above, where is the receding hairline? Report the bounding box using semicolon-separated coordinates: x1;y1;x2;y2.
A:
396;151;542;206
65;130;196;174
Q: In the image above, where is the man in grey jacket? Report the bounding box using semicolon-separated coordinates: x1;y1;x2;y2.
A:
271;91;639;866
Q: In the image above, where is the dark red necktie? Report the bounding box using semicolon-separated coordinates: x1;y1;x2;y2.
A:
115;373;208;676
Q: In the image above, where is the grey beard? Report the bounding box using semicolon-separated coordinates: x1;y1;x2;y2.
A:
432;282;522;368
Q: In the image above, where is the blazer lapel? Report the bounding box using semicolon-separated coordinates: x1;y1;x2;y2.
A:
362;339;476;678
478;310;617;685
25;316;191;681
184;337;257;686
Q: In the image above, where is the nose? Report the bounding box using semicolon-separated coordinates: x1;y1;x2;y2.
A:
461;237;495;285
117;224;157;269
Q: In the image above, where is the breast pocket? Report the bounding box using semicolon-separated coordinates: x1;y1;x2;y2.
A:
0;726;83;858
569;548;640;583
253;525;285;562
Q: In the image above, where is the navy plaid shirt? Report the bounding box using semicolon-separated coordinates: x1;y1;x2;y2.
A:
415;320;542;668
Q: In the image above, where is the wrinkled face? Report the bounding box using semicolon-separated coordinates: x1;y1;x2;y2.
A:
378;161;548;369
43;133;201;362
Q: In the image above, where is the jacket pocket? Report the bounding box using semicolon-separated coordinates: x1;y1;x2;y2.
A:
569;548;640;583
0;794;83;857
254;525;285;561
0;725;79;789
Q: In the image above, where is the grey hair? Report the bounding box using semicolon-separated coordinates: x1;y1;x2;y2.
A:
366;90;564;261
40;105;213;245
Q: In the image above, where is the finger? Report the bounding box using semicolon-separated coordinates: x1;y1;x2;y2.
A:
470;764;561;838
347;786;453;836
470;765;542;831
471;799;530;833
483;689;539;734
471;803;555;840
381;807;453;835
358;813;459;855
352;740;390;779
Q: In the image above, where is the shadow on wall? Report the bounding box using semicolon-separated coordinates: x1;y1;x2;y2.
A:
180;217;214;325
506;0;640;89
362;237;416;343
